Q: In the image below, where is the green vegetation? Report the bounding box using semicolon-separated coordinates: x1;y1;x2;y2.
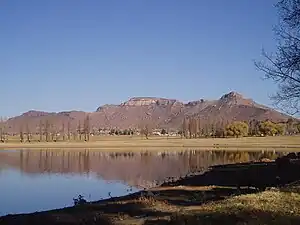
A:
181;117;300;139
259;120;285;136
225;121;249;137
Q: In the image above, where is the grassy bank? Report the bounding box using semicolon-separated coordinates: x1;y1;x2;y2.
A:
0;135;300;151
3;186;297;225
1;159;300;225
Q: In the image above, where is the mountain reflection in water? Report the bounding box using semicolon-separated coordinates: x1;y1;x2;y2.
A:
0;149;286;188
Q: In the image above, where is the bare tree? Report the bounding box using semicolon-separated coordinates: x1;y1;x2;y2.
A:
189;118;199;139
211;120;217;137
39;120;43;142
194;118;199;138
62;122;65;141
204;122;209;137
20;125;24;143
45;120;50;142
139;119;152;140
0;117;4;143
249;119;260;136
182;117;189;138
51;124;57;142
255;0;300;115
286;118;296;134
140;124;151;139
67;120;71;141
197;118;202;138
77;121;82;141
26;124;31;142
83;114;90;141
188;118;193;139
0;128;3;142
0;117;8;142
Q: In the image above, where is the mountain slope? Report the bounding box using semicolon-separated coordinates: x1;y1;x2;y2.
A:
4;91;294;133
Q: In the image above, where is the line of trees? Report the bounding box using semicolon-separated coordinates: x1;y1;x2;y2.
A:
0;117;8;142
108;129;134;136
1;115;299;143
19;115;91;143
181;117;300;138
181;117;229;138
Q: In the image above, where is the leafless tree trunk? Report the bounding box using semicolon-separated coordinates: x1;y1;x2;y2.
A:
39;120;43;142
188;118;193;139
215;119;225;138
211;120;217;137
140;124;150;139
204;122;209;137
191;118;199;138
255;0;300;115
190;118;198;138
197;118;202;138
77;121;82;141
182;117;189;139
45;120;50;142
224;120;231;137
0;117;4;142
286;118;296;134
249;119;260;136
84;115;90;141
62;122;65;141
26;124;31;142
20;126;24;143
67;120;71;141
0;128;3;143
51;124;56;142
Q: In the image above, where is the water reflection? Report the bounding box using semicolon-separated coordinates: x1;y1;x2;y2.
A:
0;149;291;216
0;149;287;189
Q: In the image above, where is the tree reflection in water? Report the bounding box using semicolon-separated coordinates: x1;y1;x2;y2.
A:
0;149;287;188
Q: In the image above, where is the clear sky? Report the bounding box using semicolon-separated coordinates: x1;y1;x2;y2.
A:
1;0;279;117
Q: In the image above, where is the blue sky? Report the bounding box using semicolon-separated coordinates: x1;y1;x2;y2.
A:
1;0;279;117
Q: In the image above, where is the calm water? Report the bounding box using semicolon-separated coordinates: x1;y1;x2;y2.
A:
0;149;287;216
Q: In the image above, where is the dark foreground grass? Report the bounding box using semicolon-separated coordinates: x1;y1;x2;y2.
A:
1;159;300;225
1;186;299;225
166;187;300;225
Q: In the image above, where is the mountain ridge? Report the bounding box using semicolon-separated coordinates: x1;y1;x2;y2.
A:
3;91;295;133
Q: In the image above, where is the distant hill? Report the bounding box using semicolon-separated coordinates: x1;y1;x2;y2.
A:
4;91;294;133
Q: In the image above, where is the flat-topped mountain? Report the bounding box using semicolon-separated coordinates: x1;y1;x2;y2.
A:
121;97;179;107
3;91;294;133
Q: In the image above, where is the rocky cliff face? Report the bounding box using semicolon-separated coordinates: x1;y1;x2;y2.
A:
120;97;179;107
4;91;295;133
219;91;255;106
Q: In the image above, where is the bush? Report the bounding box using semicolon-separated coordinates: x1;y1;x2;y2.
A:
73;195;87;206
161;129;167;135
225;121;249;137
259;121;284;136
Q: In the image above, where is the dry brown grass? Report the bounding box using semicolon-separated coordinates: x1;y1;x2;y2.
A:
168;188;300;225
0;135;300;152
109;186;300;224
1;184;300;225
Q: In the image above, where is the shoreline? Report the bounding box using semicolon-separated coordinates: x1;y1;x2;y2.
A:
1;157;300;224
